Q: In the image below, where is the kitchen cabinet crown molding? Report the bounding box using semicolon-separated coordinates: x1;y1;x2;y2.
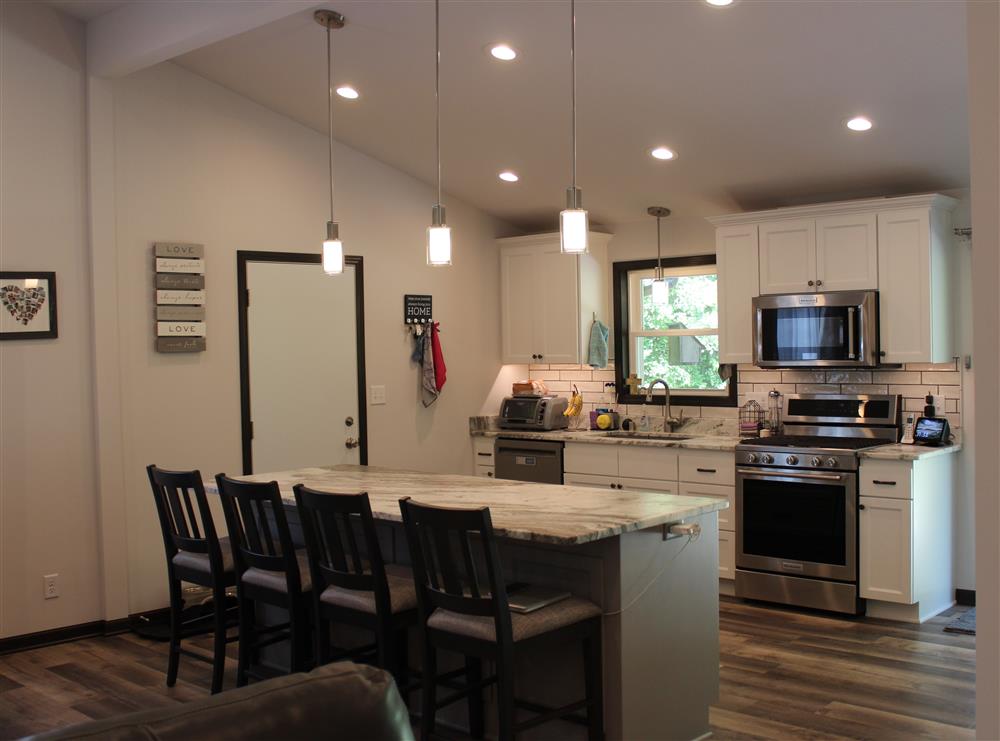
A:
706;193;957;227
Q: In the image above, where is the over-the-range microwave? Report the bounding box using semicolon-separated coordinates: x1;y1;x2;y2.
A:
753;290;879;368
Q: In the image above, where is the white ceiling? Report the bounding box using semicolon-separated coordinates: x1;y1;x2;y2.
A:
60;0;971;231
47;0;130;21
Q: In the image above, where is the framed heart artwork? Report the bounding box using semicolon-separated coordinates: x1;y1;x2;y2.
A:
0;272;58;340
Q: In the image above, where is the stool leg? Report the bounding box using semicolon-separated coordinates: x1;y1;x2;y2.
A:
466;657;485;739
210;584;228;694
419;636;437;741
236;593;254;687
583;623;604;741
395;628;411;707
496;655;515;741
166;577;182;687
289;597;307;674
316;611;331;667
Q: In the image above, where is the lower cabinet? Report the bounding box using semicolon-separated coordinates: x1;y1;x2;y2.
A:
718;531;736;580
859;495;912;603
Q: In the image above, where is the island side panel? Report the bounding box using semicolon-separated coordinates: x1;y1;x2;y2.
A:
619;512;720;741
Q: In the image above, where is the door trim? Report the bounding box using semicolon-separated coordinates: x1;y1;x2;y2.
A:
236;250;367;474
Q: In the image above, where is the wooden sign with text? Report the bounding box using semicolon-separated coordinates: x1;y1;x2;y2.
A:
404;294;433;324
154;243;206;352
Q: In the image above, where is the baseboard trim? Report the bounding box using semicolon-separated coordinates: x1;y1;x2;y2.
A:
0;619;122;655
956;588;976;607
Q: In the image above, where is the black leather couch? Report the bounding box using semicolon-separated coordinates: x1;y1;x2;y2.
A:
23;662;414;741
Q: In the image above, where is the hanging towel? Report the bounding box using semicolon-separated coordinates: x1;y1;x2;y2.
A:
587;319;609;369
431;321;447;392
421;329;438;407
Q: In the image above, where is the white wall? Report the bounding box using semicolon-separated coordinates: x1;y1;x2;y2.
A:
106;62;517;614
968;1;1000;736
0;3;103;638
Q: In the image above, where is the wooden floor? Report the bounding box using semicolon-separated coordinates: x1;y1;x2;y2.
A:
0;598;975;740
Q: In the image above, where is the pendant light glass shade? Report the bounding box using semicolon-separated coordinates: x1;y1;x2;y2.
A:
323;221;344;275
650;274;668;303
427;205;452;266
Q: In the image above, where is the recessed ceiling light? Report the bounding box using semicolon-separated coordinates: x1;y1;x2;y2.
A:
336;86;360;100
704;0;735;6
846;116;874;132
650;147;677;161
498;171;519;183
489;44;518;61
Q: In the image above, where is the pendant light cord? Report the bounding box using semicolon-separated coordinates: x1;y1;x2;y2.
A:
570;0;577;191
657;216;662;271
326;24;335;223
435;0;442;208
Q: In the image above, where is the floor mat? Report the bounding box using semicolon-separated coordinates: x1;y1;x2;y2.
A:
944;608;976;635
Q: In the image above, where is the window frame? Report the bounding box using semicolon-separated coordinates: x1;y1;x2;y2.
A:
612;255;738;408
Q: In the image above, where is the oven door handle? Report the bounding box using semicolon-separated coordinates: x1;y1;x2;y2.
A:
737;468;847;482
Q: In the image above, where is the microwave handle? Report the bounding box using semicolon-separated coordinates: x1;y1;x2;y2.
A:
847;306;856;359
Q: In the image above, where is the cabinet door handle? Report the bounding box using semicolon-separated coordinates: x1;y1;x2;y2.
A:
538;354;543;360
609;483;616;489
872;480;897;486
808;280;815;287
617;484;624;490
859;504;866;510
487;471;494;477
477;452;492;457
696;468;717;474
816;279;823;287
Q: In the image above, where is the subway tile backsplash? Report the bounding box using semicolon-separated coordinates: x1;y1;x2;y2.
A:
526;358;964;430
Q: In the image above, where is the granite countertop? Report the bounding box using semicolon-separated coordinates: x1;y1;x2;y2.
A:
470;428;742;452
857;443;962;461
205;465;728;546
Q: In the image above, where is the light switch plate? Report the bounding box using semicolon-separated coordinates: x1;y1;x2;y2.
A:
370;385;386;405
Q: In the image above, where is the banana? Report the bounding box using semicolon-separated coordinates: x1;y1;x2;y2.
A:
564;384;584;417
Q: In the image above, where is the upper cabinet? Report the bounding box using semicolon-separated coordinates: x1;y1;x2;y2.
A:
716;224;759;364
708;194;957;366
498;233;610;365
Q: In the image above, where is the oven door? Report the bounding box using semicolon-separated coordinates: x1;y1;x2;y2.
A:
753;291;877;367
736;467;857;582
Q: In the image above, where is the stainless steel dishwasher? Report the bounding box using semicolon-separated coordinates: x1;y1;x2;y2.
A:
494;438;564;484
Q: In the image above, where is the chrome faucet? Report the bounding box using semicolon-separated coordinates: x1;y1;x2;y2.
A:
646;378;683;430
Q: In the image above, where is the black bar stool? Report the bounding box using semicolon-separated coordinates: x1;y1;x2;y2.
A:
215;474;312;686
399;497;604;741
146;464;237;694
293;485;418;688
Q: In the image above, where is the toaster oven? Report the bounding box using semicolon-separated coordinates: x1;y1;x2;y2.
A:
498;396;570;431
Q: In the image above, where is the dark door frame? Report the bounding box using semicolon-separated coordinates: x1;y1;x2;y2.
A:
236;250;367;474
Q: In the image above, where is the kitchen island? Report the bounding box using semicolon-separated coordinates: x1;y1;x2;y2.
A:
209;465;728;741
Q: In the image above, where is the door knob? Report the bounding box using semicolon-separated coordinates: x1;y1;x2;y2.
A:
345;437;360;449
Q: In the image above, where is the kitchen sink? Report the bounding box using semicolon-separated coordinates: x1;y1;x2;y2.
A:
605;431;694;441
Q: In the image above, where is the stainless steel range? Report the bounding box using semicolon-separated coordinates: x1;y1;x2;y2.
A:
735;394;900;614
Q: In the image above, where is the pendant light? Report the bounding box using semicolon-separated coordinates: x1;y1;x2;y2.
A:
648;206;671;303
427;0;452;266
560;0;588;254
315;9;346;275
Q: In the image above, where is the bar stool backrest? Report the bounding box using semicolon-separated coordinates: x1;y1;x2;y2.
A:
399;497;513;643
215;474;302;593
147;464;225;575
294;486;391;611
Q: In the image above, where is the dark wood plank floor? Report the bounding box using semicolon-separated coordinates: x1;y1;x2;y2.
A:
0;598;975;740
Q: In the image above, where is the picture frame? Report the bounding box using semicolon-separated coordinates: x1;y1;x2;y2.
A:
0;271;58;340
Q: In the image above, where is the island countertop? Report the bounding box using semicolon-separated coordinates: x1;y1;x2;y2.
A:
206;464;728;546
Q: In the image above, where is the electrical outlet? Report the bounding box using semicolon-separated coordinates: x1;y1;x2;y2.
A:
43;574;59;600
370;385;387;405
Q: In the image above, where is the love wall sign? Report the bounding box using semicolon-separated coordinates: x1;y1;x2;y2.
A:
154;243;206;352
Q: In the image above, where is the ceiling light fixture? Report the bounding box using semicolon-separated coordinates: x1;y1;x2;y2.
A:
315;9;346;275
846;116;874;132
336;85;359;99
704;0;735;6
498;171;519;183
648;206;671;303
560;0;588;255
489;44;518;61
651;147;676;161
427;0;452;266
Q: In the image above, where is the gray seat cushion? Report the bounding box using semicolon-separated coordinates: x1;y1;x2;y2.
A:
172;536;234;574
427;596;601;643
320;573;417;615
241;550;312;593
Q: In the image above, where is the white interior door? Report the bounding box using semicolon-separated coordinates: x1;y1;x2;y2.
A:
245;259;361;473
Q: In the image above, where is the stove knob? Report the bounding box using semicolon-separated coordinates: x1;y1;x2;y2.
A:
810;456;822;467
826;457;838;468
746;453;758;464
761;454;774;464
786;455;799;466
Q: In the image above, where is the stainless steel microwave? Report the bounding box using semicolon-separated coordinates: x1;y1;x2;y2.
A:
753;290;879;367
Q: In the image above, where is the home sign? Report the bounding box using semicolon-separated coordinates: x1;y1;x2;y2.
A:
404;294;433;325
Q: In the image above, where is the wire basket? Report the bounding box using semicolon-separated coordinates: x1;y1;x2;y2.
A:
739;399;765;437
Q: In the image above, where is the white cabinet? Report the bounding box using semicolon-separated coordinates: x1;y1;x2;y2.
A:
715;224;759;364
718;531;736;580
471;437;495;478
859;495;913;603
498;233;610;365
858;454;957;621
758;218;816;294
815;213;879;291
877;207;955;364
